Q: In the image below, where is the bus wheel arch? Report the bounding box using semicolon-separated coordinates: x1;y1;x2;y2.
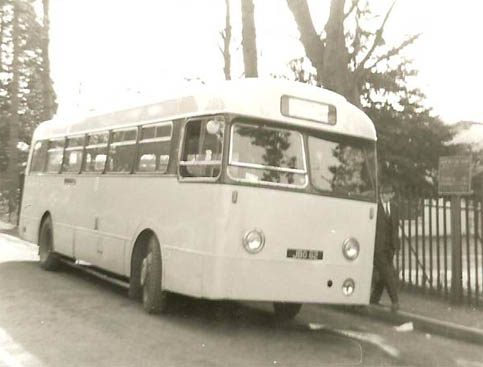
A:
128;229;153;300
38;212;61;271
38;211;52;241
129;229;169;313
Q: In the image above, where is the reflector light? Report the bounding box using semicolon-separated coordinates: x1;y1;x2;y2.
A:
281;95;336;124
342;278;355;296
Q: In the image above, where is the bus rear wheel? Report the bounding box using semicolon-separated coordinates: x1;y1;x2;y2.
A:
38;217;61;271
140;235;169;314
273;302;302;321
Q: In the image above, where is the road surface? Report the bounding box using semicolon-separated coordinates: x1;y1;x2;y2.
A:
0;233;482;367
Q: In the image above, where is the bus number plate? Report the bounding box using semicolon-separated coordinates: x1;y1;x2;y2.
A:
287;249;323;260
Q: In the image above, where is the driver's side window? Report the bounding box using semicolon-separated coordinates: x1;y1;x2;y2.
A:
179;118;224;178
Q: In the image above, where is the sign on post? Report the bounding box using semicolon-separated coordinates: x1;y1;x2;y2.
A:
437;155;472;304
438;155;472;195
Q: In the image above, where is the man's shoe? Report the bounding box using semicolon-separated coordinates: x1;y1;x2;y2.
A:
391;303;399;312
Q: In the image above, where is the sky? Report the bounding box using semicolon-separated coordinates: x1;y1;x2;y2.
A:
44;0;483;124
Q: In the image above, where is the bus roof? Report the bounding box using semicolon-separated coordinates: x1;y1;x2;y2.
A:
33;79;376;141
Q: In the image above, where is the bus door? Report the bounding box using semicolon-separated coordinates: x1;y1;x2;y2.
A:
45;137;76;257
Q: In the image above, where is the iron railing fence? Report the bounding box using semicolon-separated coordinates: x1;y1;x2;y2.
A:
396;191;483;306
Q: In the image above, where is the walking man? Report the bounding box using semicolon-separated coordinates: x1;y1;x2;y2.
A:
370;183;400;311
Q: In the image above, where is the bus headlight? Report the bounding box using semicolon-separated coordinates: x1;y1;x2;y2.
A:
342;237;360;260
242;229;265;254
342;278;355;296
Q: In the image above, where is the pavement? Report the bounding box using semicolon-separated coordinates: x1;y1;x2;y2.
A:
1;220;483;346
334;287;483;346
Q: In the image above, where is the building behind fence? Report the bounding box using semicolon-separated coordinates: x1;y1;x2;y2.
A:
395;192;483;306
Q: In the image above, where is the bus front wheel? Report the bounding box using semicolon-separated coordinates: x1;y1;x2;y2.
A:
38;217;61;271
140;235;169;314
273;302;302;321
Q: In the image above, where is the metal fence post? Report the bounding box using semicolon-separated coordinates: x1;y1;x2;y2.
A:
450;195;463;304
474;198;480;306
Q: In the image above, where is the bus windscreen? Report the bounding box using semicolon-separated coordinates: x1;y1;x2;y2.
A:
308;135;376;200
228;123;307;187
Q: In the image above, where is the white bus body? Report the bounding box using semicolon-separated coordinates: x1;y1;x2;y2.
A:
19;79;377;316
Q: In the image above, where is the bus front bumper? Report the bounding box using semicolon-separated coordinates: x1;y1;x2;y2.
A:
201;255;372;305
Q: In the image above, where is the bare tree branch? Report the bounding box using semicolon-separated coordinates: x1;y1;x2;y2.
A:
364;33;421;71
349;15;362;68
354;0;396;74
221;0;231;80
344;0;359;20
286;0;325;73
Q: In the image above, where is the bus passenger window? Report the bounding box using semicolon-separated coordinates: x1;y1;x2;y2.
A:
107;128;137;173
136;122;172;173
30;140;48;173
46;139;65;173
63;136;84;173
95;155;107;171
138;154;156;171
83;132;108;173
179;119;224;178
159;154;170;172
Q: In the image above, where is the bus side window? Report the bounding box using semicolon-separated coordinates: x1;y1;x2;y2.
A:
136;122;172;173
30;140;48;173
107;128;137;173
83;132;108;173
63;136;85;173
179;119;223;178
46;138;65;173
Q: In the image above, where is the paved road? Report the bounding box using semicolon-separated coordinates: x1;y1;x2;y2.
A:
0;233;482;367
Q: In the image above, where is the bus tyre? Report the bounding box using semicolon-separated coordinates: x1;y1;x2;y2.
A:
273;302;302;321
141;235;169;314
38;217;61;271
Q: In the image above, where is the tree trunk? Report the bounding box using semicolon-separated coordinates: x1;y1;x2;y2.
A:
287;0;360;106
322;0;353;101
241;0;258;77
5;0;20;222
286;0;324;80
40;0;56;121
222;0;231;80
0;5;3;73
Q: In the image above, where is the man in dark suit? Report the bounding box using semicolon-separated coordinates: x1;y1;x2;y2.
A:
370;183;400;311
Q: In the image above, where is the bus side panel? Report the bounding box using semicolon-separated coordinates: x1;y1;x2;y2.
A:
92;176;146;275
51;175;79;258
73;176;123;273
20;174;75;258
19;175;42;243
121;179;223;297
161;183;225;297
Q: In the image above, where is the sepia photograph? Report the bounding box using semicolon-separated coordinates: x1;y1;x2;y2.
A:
0;0;482;366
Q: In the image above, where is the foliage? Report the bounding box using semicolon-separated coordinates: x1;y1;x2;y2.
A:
0;0;56;152
367;95;457;191
286;0;456;191
0;0;56;221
